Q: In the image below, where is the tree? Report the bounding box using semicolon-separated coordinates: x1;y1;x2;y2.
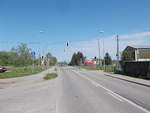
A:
69;53;77;65
121;51;135;61
0;43;57;67
45;52;57;66
50;56;57;65
10;43;32;66
120;51;135;73
46;52;52;59
104;52;112;65
0;51;10;66
76;52;84;65
69;51;85;65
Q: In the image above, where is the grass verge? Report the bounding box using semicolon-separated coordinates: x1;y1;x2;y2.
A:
76;65;100;70
104;65;115;72
43;73;58;80
0;66;48;79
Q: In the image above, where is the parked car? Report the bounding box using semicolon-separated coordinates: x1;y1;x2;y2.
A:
0;66;7;73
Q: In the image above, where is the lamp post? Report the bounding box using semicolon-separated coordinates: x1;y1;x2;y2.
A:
97;30;104;68
97;39;100;67
103;38;105;71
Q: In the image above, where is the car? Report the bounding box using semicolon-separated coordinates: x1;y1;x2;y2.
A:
0;66;7;73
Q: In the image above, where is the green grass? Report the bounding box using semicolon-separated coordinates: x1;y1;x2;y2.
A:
0;66;48;79
54;67;57;71
43;73;58;80
76;65;100;70
104;65;115;72
76;65;115;72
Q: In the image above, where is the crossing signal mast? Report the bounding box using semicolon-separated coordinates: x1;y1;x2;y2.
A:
64;42;69;64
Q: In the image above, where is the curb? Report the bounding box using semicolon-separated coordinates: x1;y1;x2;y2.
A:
104;73;150;88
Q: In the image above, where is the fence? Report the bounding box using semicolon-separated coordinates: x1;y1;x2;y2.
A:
124;61;150;77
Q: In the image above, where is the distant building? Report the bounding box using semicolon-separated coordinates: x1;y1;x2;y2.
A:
84;59;94;66
124;45;150;61
84;58;98;66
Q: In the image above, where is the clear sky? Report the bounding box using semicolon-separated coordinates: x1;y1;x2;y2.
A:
0;0;150;61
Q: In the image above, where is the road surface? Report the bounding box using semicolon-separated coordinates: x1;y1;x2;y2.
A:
0;66;150;113
0;68;56;113
56;66;150;113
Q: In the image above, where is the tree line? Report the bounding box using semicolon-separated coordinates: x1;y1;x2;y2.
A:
69;51;112;65
0;43;57;67
69;51;86;65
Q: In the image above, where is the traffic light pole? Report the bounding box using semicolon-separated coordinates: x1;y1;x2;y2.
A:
103;39;105;71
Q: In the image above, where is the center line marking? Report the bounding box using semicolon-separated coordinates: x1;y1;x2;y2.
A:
72;70;150;113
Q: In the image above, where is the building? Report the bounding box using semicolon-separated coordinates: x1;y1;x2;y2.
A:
84;59;97;66
122;45;150;76
84;59;94;66
124;45;150;61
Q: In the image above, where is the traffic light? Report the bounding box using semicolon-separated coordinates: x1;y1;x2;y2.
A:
42;56;44;59
67;42;69;47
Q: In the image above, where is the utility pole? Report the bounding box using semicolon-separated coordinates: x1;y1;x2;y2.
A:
116;35;120;71
97;39;101;67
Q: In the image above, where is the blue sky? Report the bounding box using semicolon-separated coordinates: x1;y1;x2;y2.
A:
0;0;150;61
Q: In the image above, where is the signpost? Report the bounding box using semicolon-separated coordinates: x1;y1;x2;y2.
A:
31;51;36;70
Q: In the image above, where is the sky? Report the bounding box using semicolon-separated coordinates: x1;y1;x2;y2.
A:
0;0;150;62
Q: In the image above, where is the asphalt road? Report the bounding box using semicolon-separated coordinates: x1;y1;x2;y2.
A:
0;66;150;113
56;66;150;113
0;68;56;113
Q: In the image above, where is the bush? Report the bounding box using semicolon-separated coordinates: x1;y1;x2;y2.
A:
43;73;58;80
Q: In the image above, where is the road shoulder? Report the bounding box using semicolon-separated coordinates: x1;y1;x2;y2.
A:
88;69;150;87
0;67;56;89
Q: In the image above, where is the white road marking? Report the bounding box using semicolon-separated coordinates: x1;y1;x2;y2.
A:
107;91;123;102
72;70;150;113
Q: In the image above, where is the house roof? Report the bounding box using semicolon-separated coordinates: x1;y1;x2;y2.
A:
128;45;150;49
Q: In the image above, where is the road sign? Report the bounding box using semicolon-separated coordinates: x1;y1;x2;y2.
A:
31;51;36;57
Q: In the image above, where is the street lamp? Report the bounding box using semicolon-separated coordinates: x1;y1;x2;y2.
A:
97;30;104;68
40;30;44;34
99;30;104;34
